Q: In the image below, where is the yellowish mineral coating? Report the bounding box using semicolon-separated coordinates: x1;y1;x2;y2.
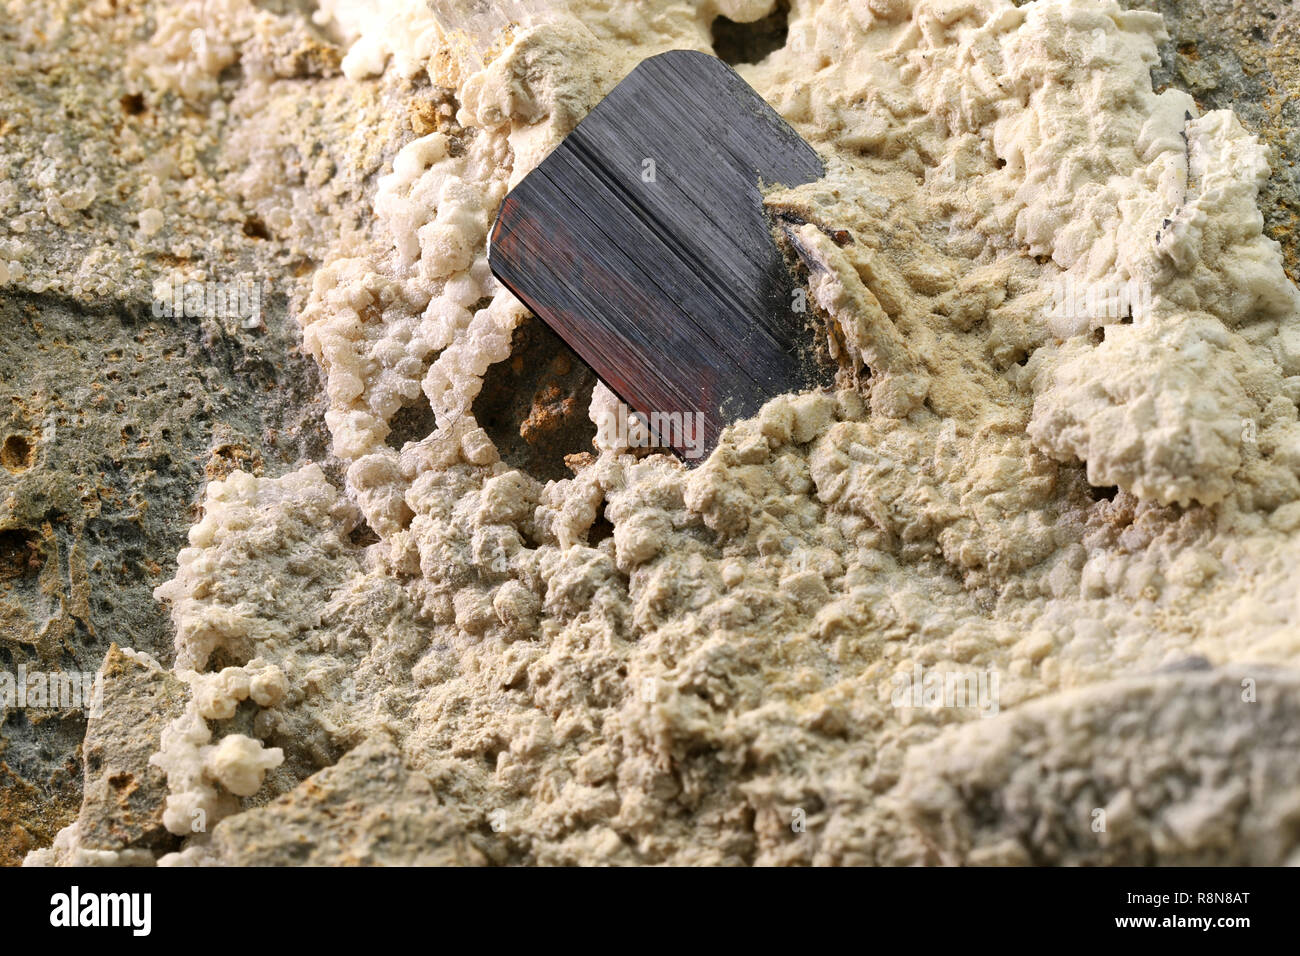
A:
28;0;1300;865
787;219;930;416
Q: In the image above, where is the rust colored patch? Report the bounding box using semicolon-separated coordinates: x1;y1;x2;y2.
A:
205;442;264;482
472;315;598;481
1;434;33;472
520;383;583;446
0;528;42;582
0;762;79;867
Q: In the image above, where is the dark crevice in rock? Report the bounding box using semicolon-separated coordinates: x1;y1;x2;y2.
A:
472;315;598;483
712;1;791;66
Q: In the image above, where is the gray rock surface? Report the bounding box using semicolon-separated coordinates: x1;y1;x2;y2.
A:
173;735;492;866
77;646;187;854
1131;0;1300;284
891;667;1300;865
0;0;359;863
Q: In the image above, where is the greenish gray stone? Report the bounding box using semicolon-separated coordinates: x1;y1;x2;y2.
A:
186;735;492;866
77;645;188;854
892;667;1300;865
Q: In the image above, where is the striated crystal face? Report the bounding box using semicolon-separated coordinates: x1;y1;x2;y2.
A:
488;49;832;462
